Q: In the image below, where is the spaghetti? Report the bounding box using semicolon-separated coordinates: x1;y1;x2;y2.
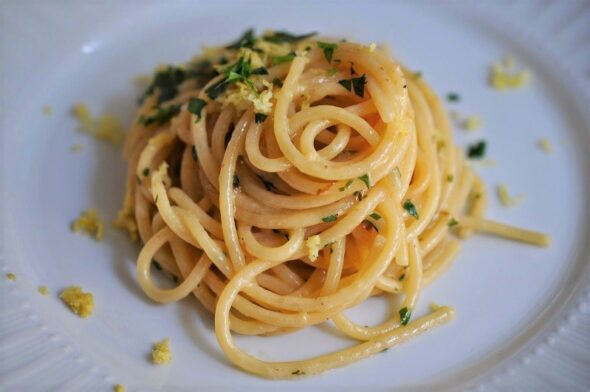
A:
116;30;549;378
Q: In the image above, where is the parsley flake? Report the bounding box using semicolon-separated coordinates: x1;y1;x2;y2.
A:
226;29;256;50
358;174;370;188
255;113;268;124
467;140;487;159
403;200;419;219
272;77;283;87
399;307;411;326
317;41;338;63
338;74;367;98
138;104;181;126
263;30;317;44
448;217;459;227
339;179;353;192
369;212;381;220
142;167;150;177
322;214;338;223
447;92;460;102
187;98;207;122
272;52;296;66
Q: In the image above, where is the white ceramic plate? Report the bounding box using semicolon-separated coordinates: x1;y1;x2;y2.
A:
2;1;590;391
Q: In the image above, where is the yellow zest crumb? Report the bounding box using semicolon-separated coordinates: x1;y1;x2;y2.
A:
43;106;53;116
69;144;83;153
463;115;482;131
490;56;532;91
114;384;125;392
72;208;105;241
152;338;172;364
38;286;49;296
538;138;553;153
306;235;321;262
73;102;124;144
368;42;377;52
497;183;525;207
6;272;16;281
60;286;94;318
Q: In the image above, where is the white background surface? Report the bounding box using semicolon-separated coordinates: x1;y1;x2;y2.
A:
1;1;590;391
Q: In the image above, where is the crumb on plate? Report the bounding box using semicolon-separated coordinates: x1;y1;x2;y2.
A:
38;286;49;296
114;384;125;392
152;338;172;364
490;55;532;91
72;208;104;241
60;286;94;318
538;138;553;153
6;272;16;281
497;183;525;207
73;102;124;144
43;106;53;116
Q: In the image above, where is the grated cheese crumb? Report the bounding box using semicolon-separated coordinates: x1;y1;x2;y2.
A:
538;138;553;153
490;56;532;91
38;286;49;296
463;115;482;131
6;272;16;281
73;102;124;145
114;384;126;392
306;235;321;262
152;338;172;364
497;183;525;207
72;208;105;241
43;106;53;116
60;286;94;318
368;43;377;52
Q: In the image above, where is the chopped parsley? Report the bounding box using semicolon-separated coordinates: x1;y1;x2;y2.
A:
292;369;305;376
399;307;411;326
369;212;381;220
399;273;405;281
205;56;258;100
272;77;283;87
322;214;338;223
317;41;338;63
263;30;316;44
448;217;459;227
358;174;370;188
467;140;487;159
250;67;268;75
226;28;256;50
142;65;186;104
403;200;419;219
447;174;454;182
142;167;150;177
339;179;353;192
138;104;181;126
187;98;207;122
255;113;268;123
272;52;296;66
447;92;460;102
338;74;367;98
233;175;240;188
186;60;218;88
191;145;198;161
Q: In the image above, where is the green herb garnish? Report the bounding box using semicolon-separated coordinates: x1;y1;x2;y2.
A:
226;28;256;50
369;212;381;220
142;167;150;177
292;369;305;376
322;214;338;223
358;174;370;188
142;66;186;104
403;200;419;219
447;174;454;182
467;140;487;159
448;217;459;227
447;92;460;102
138;104;181;126
187;98;207;122
338;74;367;97
339;179;353;192
263;30;317;44
399;307;411;326
272;52;296;66
317;41;338;63
399;273;405;281
255;113;268;124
